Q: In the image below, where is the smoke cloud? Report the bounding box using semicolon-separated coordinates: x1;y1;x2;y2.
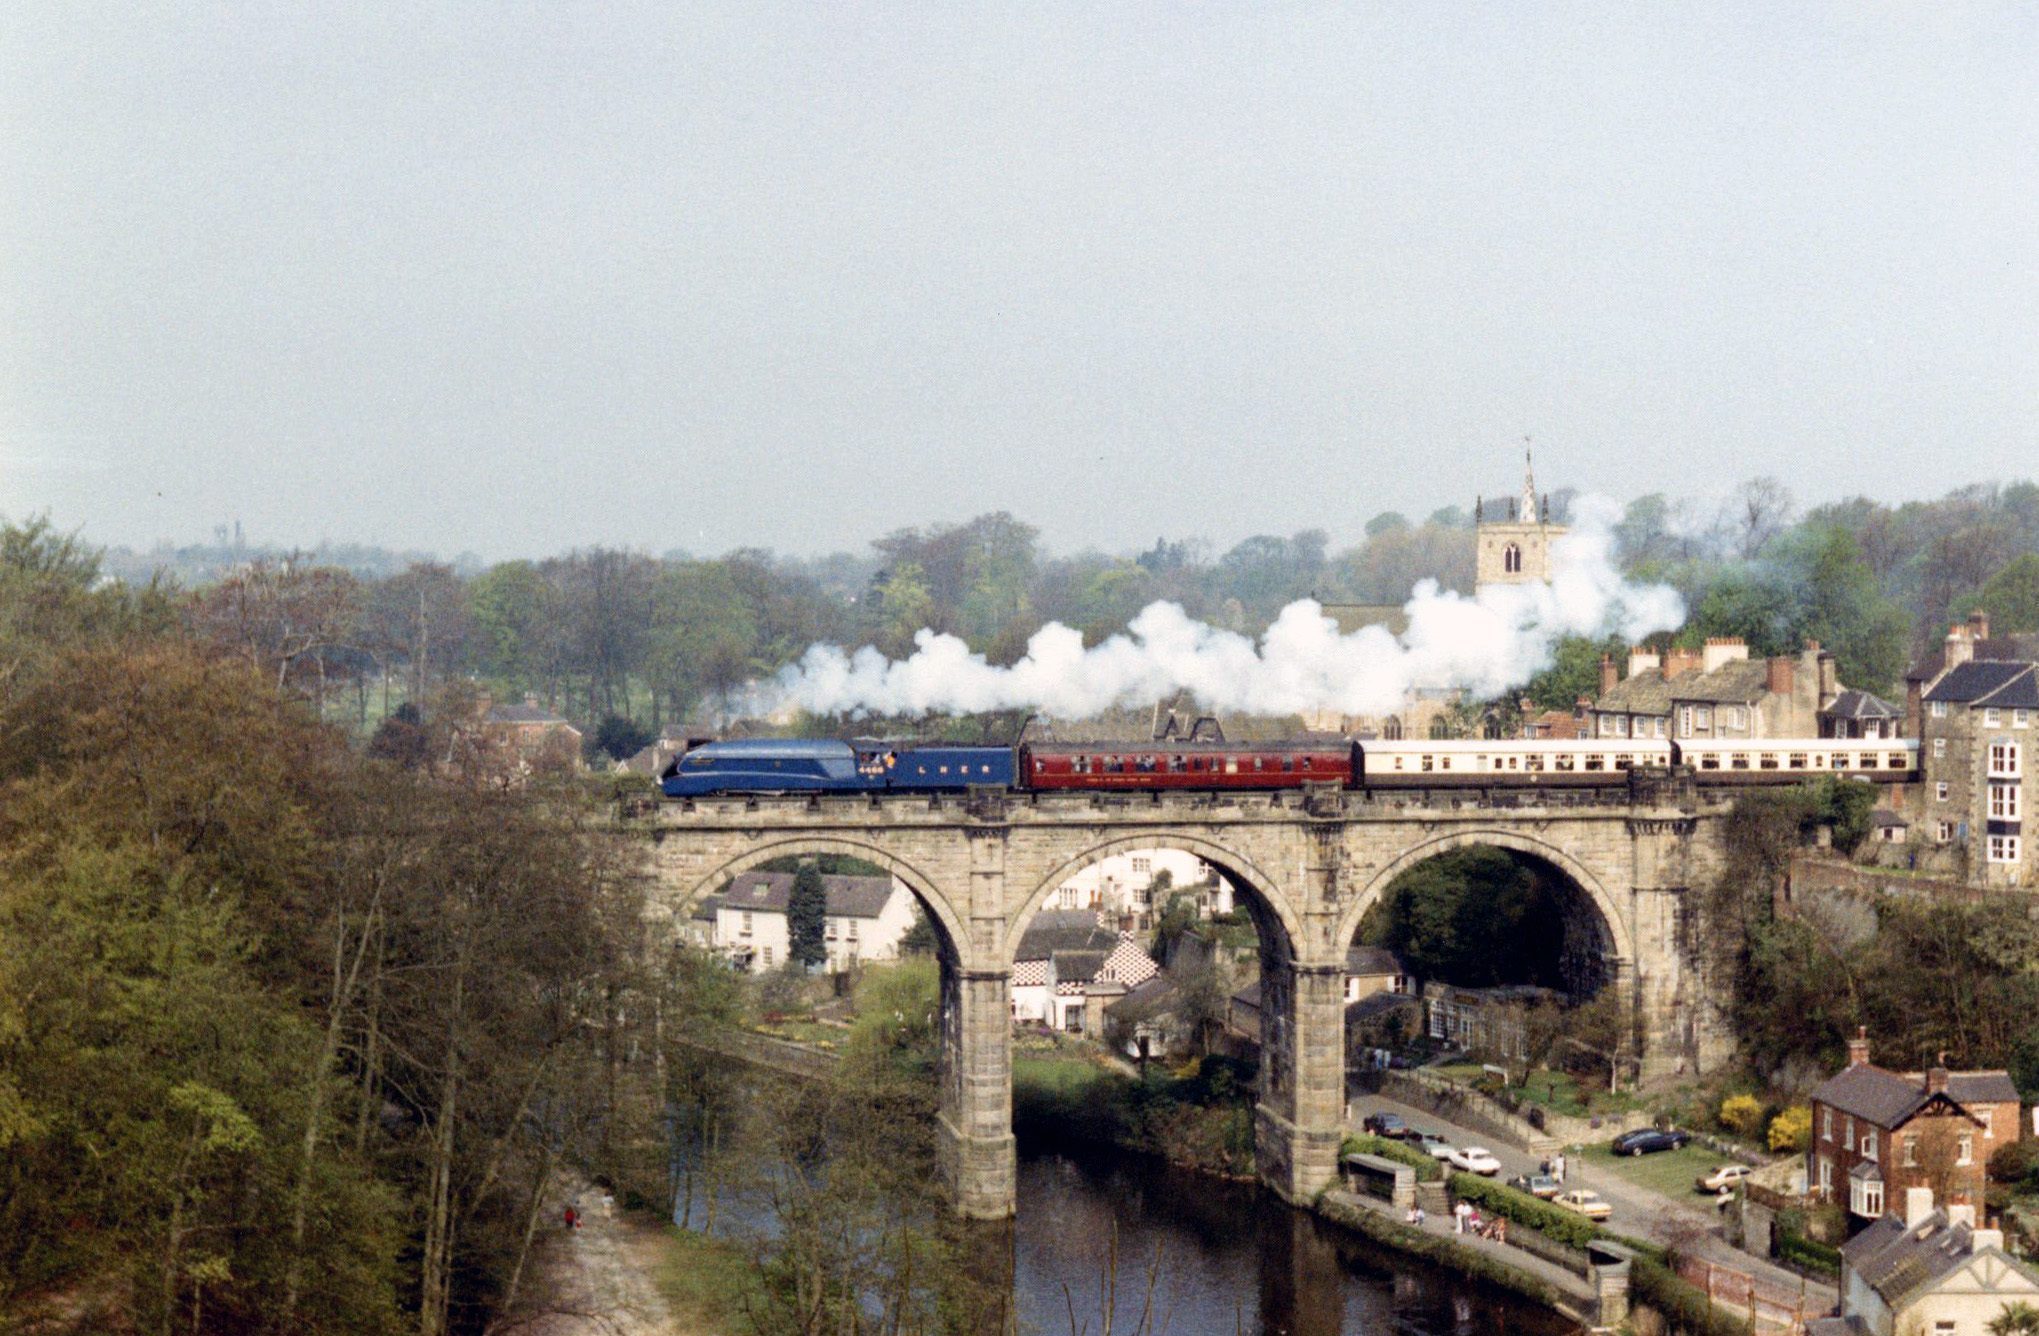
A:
770;497;1684;721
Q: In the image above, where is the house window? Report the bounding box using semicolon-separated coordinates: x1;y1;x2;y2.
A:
1957;1134;1974;1166
1986;708;2003;727
1728;706;1747;730
1818;1156;1833;1196
1931;701;1949;719
1679;705;1694;735
1862;1129;1877;1161
1850;1175;1884;1217
1902;1135;1918;1166
762;945;773;968
1822;1108;1834;1141
1938;821;1955;843
1845;1116;1855;1150
1988;835;2021;864
1614;715;1629;737
1937;782;1950;802
1979;1109;1993;1138
1933;738;1948;759
741;911;754;937
847;920;858;941
1935;1323;1956;1336
2018;709;2032;729
1989;743;2022;778
1990;784;2021;821
1696;707;1712;730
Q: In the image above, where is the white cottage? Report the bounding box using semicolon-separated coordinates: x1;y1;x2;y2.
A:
709;871;918;974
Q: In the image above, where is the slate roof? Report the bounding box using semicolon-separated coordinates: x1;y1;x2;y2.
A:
1870;810;1909;829
1593;672;1676;716
1106;975;1179;1022
1050;949;1108;987
1345;945;1405;976
1924;660;2039;706
1823;689;1901;721
1593;658;1776;715
1839;1209;2005;1313
1015;909;1117;962
1807;1063;2011;1129
1908;633;2039;683
720;872;897;919
691;893;723;923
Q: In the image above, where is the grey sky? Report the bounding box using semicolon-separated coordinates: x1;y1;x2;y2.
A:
4;4;2036;561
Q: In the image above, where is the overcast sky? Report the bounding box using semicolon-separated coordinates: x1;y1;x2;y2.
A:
4;4;2036;561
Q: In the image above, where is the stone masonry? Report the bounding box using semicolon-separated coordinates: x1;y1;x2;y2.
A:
636;786;1735;1218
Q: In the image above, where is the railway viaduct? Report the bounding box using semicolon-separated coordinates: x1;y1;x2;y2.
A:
635;779;1738;1219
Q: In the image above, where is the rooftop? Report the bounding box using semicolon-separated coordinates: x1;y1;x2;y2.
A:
719;871;899;919
1923;660;2039;707
1822;689;1901;721
1016;909;1118;962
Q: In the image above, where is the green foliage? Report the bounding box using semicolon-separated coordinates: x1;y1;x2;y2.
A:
1966;553;2039;636
846;958;940;1082
1775;1228;1841;1278
1013;1052;1258;1178
1521;634;1623;712
1628;1253;1755;1336
1989;1301;2039;1335
1446;1174;1600;1248
787;861;828;970
591;712;654;761
1357;847;1572;989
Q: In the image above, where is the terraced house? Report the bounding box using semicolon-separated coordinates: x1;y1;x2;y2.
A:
1914;613;2039;888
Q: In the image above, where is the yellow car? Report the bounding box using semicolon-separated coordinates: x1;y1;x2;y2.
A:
1696;1164;1752;1193
1553;1190;1612;1221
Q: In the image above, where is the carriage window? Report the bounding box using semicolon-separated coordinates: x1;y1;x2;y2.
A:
1035;760;1045;773
1758;755;1779;770
1585;755;1604;770
1888;753;1906;769
1830;753;1847;769
1299;757;1311;770
1280;757;1292;772
1700;753;1720;770
1223;759;1239;775
1440;757;1452;770
1253;757;1264;771
1730;754;1750;770
1555;754;1575;771
1421;755;1434;772
1789;753;1807;770
1525;754;1544;771
1614;755;1632;770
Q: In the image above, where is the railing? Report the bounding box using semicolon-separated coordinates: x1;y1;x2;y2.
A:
1675;1255;1818;1333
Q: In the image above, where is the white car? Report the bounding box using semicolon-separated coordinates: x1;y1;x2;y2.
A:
1446;1146;1503;1176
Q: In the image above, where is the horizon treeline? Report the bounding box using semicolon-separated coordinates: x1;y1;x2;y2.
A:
43;477;2039;744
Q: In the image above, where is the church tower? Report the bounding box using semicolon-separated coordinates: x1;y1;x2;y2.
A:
1475;447;1565;590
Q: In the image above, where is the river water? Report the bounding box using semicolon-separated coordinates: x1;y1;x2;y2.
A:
1012;1145;1575;1336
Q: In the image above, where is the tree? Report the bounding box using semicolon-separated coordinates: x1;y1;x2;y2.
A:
1988;1303;2039;1336
1728;476;1794;559
1365;512;1409;538
1768;1107;1811;1153
788;862;828;971
592;712;653;762
1966;553;2039;636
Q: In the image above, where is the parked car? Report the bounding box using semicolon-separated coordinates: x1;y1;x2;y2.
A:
1696;1164;1752;1193
1611;1127;1690;1157
1363;1112;1409;1140
1507;1173;1561;1200
1445;1146;1503;1176
1412;1132;1455;1160
1553;1189;1613;1221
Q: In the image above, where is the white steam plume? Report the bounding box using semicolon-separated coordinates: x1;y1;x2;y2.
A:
771;497;1684;721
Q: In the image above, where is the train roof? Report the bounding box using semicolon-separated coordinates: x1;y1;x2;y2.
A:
692;738;856;758
1361;739;1672;752
1024;739;1348;753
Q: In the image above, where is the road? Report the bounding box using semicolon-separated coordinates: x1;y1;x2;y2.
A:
1346;1090;1837;1314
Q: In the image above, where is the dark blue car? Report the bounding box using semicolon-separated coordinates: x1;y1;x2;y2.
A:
661;739;1015;797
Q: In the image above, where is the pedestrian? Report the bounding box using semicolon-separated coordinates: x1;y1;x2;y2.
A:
1552;1152;1566;1184
563;1205;576;1230
1452;1200;1471;1235
1413;1204;1426;1228
1494;1217;1508;1245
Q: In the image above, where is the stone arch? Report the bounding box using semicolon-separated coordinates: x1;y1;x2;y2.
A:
1336;828;1635;974
673;835;975;972
1012;830;1305;965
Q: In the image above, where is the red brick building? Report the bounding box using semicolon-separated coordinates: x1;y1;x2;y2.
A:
1808;1028;2022;1223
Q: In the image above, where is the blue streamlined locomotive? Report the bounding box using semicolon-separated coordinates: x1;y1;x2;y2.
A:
662;737;1017;795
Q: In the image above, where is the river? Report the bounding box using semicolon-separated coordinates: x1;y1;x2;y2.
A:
1012;1145;1575;1336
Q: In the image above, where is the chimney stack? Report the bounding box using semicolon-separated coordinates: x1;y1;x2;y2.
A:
1628;646;1662;679
1972;1228;2005;1253
1926;1059;1949;1096
1767;656;1795;696
1969;609;1991;643
1817;648;1838;701
1703;637;1750;673
1946;625;1974;670
1847;1026;1870;1068
1663;647;1703;680
1904;1187;1936;1230
1599;653;1618;696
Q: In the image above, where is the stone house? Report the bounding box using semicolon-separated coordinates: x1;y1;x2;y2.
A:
1807;1029;2023;1223
707;871;918;974
1421;982;1560;1062
477;697;584;774
1342;945;1407;1005
1821;690;1904;741
1915;614;2037;888
1584;638;1840;742
1807;1187;2039;1336
1009;909;1158;1033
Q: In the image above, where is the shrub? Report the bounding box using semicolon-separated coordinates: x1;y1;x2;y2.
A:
1776;1230;1841;1278
1991;1140;2039;1192
1768;1105;1811;1153
1448;1173;1599;1249
1341;1134;1442;1181
1718;1093;1764;1137
1629;1254;1752;1336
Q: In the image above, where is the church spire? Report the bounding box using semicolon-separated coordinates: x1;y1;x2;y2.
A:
1521;438;1537;522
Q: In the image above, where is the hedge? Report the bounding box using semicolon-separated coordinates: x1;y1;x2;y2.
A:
1628;1254;1754;1336
1446;1173;1602;1248
1776;1230;1841;1279
1342;1135;1443;1181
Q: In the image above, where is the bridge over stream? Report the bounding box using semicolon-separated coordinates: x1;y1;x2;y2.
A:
633;782;1736;1218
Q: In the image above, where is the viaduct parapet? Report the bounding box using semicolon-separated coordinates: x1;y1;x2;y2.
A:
634;785;1736;1218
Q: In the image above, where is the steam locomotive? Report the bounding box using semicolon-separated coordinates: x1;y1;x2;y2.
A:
659;735;1916;798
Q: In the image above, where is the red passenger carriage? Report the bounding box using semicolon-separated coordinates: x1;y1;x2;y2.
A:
1019;740;1354;791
